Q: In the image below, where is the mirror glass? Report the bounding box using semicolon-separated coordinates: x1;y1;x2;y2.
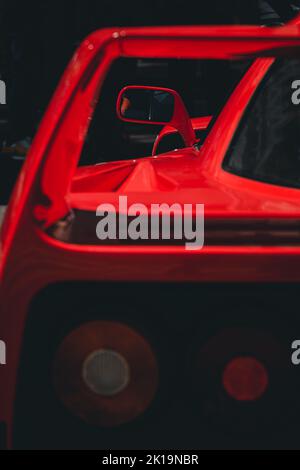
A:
119;88;175;123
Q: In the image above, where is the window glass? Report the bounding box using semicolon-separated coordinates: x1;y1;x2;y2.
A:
224;59;300;189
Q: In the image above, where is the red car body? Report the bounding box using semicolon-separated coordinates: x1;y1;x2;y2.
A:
2;20;300;449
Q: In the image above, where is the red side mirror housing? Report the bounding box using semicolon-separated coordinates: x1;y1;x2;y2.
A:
116;85;197;150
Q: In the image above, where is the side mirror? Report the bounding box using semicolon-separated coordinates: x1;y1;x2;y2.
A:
117;86;197;151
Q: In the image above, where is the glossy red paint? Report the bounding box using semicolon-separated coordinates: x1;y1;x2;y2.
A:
152;116;213;156
53;321;159;427
1;22;300;448
116;85;197;148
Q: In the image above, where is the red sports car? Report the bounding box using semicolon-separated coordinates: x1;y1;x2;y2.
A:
2;20;300;449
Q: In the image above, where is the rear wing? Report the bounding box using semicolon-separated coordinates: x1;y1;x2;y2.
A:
117;24;300;59
9;24;300;230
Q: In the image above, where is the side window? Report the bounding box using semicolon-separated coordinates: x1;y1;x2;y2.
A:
224;59;300;189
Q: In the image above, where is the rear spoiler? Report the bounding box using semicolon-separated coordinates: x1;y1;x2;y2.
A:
34;23;300;227
117;24;300;59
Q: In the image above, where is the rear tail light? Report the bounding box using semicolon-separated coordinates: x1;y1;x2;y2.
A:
53;321;159;427
194;327;288;433
222;357;269;402
83;349;130;397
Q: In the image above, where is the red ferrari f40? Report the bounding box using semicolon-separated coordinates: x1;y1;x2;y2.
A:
2;19;300;449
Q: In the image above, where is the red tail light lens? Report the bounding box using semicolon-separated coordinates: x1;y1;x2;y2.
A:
222;357;269;402
193;327;288;433
53;321;159;427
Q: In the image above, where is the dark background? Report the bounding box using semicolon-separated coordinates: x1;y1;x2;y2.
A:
0;0;295;142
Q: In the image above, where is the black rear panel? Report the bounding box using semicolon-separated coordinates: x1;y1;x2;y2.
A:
13;282;300;449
